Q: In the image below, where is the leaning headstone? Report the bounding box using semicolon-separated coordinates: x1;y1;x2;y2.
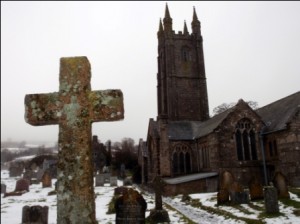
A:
22;205;49;224
249;176;264;200
1;183;6;194
115;188;147;224
147;176;170;223
264;186;279;214
273;172;290;199
42;171;52;188
24;56;124;223
110;176;118;186
15;178;30;192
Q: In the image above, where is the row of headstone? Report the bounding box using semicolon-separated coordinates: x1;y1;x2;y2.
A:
217;170;291;215
3;170;53;198
95;174;117;186
3;178;30;197
218;170;289;204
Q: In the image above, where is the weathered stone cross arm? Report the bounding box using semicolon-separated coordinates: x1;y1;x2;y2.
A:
25;58;124;126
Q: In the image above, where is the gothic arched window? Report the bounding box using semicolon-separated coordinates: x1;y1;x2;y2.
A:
235;119;258;161
172;152;178;174
198;144;210;169
172;143;192;176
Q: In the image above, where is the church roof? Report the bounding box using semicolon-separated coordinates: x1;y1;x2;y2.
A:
256;91;300;133
168;108;231;140
151;91;299;141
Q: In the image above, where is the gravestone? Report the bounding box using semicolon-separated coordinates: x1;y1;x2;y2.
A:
264;186;279;214
22;205;49;224
217;170;235;205
42;160;51;170
1;183;6;194
36;169;45;182
249;176;264;200
229;181;249;204
15;178;30;192
120;163;126;179
230;190;249;204
273;172;290;199
23;169;34;184
217;189;230;205
115;188;147;224
9;165;23;177
95;174;105;187
110;176;118;186
104;173;111;183
25;56;124;224
220;170;235;191
42;170;52;188
114;186;128;196
147;176;170;223
123;177;132;186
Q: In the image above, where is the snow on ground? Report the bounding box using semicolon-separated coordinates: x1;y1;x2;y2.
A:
1;170;187;224
1;169;300;223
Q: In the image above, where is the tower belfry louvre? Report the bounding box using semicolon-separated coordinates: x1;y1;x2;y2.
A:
157;4;209;122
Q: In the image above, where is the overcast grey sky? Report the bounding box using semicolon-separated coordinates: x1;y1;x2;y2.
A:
2;1;300;144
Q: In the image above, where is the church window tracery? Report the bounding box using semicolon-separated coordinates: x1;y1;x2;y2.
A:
235;119;257;161
172;143;192;175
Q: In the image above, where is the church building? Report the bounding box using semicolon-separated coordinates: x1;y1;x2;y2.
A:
138;5;300;196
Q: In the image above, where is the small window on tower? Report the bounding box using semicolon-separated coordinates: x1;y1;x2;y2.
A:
181;47;190;62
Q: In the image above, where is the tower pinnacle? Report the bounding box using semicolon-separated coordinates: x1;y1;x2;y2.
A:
191;6;201;35
183;20;189;35
163;3;172;33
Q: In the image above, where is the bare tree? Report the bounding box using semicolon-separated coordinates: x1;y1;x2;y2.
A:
212;102;235;116
212;101;258;116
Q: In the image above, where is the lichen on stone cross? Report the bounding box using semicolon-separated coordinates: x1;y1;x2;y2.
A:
24;56;124;224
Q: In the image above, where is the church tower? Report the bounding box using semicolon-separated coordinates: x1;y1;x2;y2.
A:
157;5;209;121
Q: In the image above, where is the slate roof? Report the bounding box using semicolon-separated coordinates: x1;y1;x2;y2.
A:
256;91;300;133
168;108;232;140
149;91;300;141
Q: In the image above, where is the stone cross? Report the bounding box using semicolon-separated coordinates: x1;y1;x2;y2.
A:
152;175;165;210
25;57;124;224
